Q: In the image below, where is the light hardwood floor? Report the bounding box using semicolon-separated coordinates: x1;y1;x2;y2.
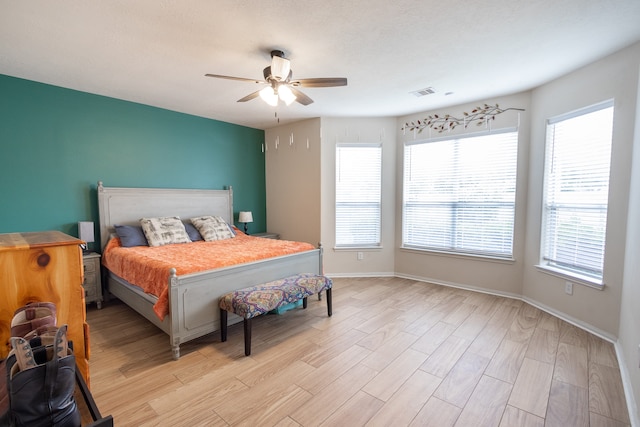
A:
87;277;631;426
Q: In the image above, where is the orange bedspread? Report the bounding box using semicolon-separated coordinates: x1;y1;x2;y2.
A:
102;232;316;320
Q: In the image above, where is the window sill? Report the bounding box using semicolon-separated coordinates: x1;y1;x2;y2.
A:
535;265;604;290
400;246;515;264
333;245;383;251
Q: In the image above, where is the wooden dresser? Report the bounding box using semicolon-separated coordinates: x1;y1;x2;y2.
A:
0;231;90;384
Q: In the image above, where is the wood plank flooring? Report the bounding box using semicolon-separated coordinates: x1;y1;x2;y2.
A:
86;277;631;426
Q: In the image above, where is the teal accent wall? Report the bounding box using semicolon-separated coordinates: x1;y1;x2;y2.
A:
0;74;266;245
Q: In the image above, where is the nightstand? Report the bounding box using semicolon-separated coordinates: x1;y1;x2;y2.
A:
82;252;103;309
253;232;280;240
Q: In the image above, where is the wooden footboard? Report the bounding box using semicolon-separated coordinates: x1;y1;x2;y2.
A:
108;248;322;359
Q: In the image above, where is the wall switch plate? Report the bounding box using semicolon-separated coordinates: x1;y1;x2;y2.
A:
357;252;364;261
565;281;573;295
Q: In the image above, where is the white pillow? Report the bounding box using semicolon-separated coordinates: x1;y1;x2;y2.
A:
140;216;191;247
190;216;235;241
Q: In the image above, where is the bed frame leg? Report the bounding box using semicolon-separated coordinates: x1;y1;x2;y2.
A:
220;309;228;342
243;318;252;356
172;345;180;360
326;288;332;317
302;297;308;309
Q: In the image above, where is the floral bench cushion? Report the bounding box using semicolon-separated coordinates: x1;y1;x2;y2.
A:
219;273;333;319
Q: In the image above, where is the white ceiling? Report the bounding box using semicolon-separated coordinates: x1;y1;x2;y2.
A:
1;1;639;130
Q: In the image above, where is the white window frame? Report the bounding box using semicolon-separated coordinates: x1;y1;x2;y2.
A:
402;129;518;259
335;143;382;248
539;100;614;287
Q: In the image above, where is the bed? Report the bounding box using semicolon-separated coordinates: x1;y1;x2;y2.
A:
96;182;322;359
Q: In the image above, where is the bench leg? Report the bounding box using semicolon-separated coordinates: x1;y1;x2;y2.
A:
303;297;308;309
244;318;252;356
326;288;332;317
220;309;228;342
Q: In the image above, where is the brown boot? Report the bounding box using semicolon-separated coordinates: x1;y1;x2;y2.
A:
10;302;57;338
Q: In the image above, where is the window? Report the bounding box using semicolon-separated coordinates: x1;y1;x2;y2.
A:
403;130;518;258
335;144;382;247
541;102;614;284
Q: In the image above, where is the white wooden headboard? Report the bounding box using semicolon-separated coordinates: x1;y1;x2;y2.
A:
97;181;234;251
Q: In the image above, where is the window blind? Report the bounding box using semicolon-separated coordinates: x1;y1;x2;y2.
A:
542;102;614;281
403;130;518;258
335;144;382;247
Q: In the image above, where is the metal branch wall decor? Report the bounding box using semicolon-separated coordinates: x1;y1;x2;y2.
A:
402;103;525;134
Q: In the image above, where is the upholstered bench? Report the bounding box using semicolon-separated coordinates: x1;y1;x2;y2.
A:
219;273;333;356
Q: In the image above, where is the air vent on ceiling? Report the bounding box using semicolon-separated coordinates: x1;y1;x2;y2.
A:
411;87;436;97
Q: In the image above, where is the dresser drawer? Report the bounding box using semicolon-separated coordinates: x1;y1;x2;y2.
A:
84;272;96;288
84;281;97;298
82;252;103;310
84;260;96;273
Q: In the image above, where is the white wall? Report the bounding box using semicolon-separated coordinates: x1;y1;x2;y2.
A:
265;118;322;245
616;57;640;423
320;117;397;276
394;92;531;297
522;43;640;339
265;116;396;275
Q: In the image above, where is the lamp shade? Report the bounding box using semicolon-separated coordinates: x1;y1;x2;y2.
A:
78;221;95;243
238;211;253;223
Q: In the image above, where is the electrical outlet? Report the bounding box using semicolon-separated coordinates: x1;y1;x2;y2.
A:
357;252;364;261
564;281;573;295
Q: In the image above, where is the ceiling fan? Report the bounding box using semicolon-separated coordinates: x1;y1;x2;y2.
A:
205;50;347;106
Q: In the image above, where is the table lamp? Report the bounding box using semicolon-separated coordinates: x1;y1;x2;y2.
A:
238;211;253;235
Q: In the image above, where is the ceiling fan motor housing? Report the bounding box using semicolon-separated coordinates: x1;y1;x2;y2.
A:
263;66;292;83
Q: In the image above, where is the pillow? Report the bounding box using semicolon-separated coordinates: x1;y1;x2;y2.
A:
114;224;149;247
184;222;203;241
190;216;235;241
140;216;192;247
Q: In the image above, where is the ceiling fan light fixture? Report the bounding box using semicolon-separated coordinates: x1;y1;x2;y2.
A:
259;86;278;106
271;55;291;81
278;85;297;105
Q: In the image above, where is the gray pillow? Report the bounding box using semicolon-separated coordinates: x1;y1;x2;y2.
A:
184;222;203;241
114;225;149;247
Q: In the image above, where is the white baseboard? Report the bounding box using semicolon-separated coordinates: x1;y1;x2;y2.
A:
393;272;616;340
614;341;640;427
326;271;395;278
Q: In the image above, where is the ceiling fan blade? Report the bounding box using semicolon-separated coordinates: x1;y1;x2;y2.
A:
205;74;264;84
290;87;314;105
290;77;348;88
237;90;262;103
